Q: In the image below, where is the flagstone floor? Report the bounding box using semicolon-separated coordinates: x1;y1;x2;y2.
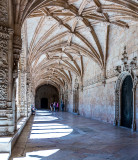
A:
10;110;138;160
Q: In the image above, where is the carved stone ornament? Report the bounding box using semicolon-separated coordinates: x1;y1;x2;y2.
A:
74;77;79;90
0;26;12;109
13;35;22;55
133;76;138;88
114;71;131;125
0;0;8;26
0;69;7;83
114;46;138;128
115;46;137;75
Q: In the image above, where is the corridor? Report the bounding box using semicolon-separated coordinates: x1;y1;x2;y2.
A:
10;110;138;160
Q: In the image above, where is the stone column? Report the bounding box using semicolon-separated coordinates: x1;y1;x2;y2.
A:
0;26;15;135
17;66;21;118
20;69;27;117
132;76;137;131
26;72;32;116
12;79;17;131
132;87;136;131
12;48;21;130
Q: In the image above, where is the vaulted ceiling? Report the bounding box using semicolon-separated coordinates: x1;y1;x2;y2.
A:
14;0;138;90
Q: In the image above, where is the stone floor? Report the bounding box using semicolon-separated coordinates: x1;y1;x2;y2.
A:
10;110;138;160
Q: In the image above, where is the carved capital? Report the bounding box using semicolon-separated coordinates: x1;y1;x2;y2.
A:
115;65;121;74
13;35;22;57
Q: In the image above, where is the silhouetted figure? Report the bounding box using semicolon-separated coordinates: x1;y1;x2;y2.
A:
56;102;59;111
61;102;64;111
31;105;36;115
53;102;56;112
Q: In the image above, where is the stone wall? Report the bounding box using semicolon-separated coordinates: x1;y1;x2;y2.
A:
79;81;115;123
67;23;138;130
35;85;59;109
136;86;138;130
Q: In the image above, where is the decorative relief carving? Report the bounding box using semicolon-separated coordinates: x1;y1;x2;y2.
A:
0;69;8;83
133;75;138;89
115;46;137;74
0;26;13;110
114;46;137;127
0;84;7;108
0;0;8;25
74;77;79;89
83;68;117;88
13;35;22;55
114;72;129;125
0;26;10;109
83;47;137;88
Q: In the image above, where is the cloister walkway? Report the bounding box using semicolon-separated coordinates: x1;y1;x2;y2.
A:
10;110;138;160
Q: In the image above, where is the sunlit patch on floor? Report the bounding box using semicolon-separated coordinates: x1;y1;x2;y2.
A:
36;112;52;116
30;123;73;139
36;111;49;113
34;116;58;122
13;149;60;160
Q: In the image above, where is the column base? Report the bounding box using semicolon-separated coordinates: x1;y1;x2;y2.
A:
0;126;14;136
132;121;136;131
114;119;118;126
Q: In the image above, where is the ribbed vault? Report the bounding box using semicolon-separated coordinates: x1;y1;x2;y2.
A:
14;0;138;90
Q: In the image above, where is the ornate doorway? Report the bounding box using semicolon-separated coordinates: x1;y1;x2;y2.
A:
121;76;133;128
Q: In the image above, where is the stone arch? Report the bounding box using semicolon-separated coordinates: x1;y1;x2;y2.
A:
115;71;137;131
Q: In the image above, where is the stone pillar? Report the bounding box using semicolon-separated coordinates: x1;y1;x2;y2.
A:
12;79;17;131
18;22;28;117
132;87;136;131
26;72;32;116
20;69;27;117
0;26;15;135
132;76;138;131
12;45;21;130
17;67;21;118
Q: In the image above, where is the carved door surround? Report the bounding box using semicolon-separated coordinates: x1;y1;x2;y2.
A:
115;47;138;131
73;77;79;114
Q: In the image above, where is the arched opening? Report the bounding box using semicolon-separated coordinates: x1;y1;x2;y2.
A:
35;84;59;110
121;75;133;128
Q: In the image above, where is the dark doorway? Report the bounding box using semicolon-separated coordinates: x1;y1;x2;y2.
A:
121;76;133;128
41;98;48;109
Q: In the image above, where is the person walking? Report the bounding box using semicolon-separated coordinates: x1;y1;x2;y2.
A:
56;102;59;111
50;103;53;111
53;102;56;112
